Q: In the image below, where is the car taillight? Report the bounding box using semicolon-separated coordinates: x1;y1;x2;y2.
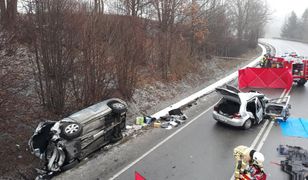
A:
233;113;241;118
214;105;219;112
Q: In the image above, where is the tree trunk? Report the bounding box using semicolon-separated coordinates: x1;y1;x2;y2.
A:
0;0;17;28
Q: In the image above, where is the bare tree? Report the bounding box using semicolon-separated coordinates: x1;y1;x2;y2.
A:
227;0;251;41
70;13;116;107
0;0;17;28
93;0;104;13
149;0;186;79
108;0;150;16
28;0;83;114
227;0;268;47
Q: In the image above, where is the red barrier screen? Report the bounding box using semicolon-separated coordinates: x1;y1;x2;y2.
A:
238;68;293;90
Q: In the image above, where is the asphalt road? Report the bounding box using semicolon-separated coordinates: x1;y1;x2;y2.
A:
113;89;284;180
260;38;308;57
113;39;308;180
54;39;308;180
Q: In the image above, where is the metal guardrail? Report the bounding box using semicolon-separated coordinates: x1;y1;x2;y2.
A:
151;44;267;119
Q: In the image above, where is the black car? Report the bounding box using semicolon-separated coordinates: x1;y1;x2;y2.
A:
29;98;127;178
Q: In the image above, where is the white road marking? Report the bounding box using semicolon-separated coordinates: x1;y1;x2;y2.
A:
229;89;288;180
111;89;291;180
256;89;291;152
111;83;291;180
250;89;287;149
250;120;269;149
256;121;275;152
108;104;216;180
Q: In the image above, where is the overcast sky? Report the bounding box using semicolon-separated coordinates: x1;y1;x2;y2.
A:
265;0;308;37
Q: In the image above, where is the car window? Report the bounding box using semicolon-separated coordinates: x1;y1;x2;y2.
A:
256;99;262;111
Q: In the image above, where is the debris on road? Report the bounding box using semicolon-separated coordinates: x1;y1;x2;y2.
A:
135;116;156;126
133;108;188;130
153;121;161;128
277;145;308;180
123;125;143;137
156;108;188;130
136;117;145;126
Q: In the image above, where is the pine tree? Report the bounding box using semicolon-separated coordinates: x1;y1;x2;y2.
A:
281;11;298;39
301;9;308;41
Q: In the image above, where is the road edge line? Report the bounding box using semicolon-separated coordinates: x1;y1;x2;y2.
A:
256;89;291;152
108;104;216;180
250;120;269;149
229;88;287;180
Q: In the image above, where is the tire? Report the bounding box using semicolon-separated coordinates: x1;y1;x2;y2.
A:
110;125;123;143
297;79;307;87
242;119;252;130
108;101;127;114
61;122;83;140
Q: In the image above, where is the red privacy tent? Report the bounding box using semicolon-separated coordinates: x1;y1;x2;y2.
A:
238;67;293;90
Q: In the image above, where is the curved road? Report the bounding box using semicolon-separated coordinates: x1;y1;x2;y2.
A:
55;39;308;180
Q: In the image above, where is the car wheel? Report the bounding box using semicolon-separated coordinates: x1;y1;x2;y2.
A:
242;119;252;130
297;79;306;87
108;101;127;114
61;122;82;140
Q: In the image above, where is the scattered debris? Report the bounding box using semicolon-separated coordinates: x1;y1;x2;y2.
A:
136;117;145;125
135;116;156;126
153;121;161;128
277;145;308;180
161;122;172;129
133;108;188;130
123;125;143;137
126;125;133;130
169;121;178;127
154;108;188;130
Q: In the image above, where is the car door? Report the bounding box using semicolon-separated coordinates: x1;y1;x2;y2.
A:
255;98;264;123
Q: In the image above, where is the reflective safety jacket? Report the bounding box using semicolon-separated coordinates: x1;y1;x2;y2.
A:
233;145;252;179
260;57;267;67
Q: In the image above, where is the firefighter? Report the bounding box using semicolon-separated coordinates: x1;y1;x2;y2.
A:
233;145;265;180
260;54;268;67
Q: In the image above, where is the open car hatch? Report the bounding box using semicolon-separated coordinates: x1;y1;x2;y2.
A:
216;87;241;103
